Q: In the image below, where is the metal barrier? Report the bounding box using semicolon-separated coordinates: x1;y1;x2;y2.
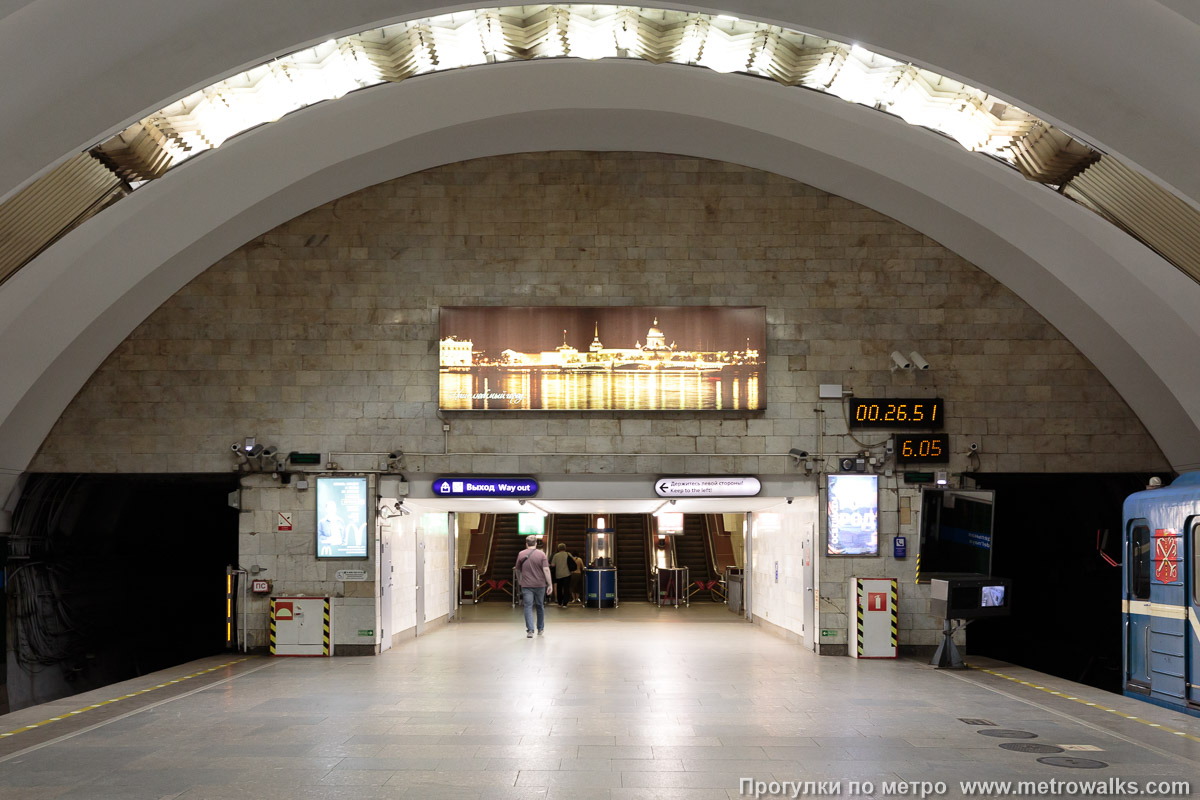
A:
657;566;689;608
459;566;479;605
726;567;744;615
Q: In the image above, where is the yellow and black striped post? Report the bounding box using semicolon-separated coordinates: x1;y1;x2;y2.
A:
225;566;233;649
269;598;277;655
914;553;921;584
856;580;865;657
890;579;899;650
322;599;331;656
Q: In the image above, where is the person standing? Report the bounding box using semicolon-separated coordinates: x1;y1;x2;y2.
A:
569;550;585;605
516;535;553;637
550;543;573;607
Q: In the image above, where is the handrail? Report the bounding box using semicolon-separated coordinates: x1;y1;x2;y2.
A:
643;513;654;602
479;514;496;577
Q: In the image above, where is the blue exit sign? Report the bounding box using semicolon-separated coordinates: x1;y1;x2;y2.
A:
431;477;539;498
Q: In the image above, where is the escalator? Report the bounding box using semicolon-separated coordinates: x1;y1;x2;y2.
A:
549;514;588;563
482;513;522;601
614;514;650;602
675;514;713;595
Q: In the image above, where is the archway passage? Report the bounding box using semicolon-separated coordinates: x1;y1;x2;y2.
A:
6;473;239;712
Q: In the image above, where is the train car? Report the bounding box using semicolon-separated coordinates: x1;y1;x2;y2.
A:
1122;472;1200;716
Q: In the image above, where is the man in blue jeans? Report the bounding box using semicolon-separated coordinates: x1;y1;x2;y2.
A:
515;536;553;638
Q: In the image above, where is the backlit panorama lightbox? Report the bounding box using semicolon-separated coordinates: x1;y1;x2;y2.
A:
826;474;879;556
438;306;766;411
316;477;369;559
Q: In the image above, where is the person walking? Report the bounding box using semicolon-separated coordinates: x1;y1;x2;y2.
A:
550;543;573;607
516;535;553;637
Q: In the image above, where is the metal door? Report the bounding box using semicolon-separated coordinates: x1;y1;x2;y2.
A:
1189;519;1199;706
379;527;393;652
1125;520;1152;690
415;537;426;636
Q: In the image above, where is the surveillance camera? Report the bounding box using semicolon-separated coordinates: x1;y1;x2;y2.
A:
786;497;794;505
969;442;979;452
231;442;242;452
388;450;402;460
788;448;809;459
260;446;277;459
246;443;265;457
909;351;930;371
890;351;912;370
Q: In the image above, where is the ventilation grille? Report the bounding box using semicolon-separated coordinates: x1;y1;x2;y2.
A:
1064;157;1200;283
0;154;125;285
0;4;1196;289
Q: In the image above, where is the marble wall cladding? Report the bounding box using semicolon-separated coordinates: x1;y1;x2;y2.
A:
750;503;819;644
30;152;1166;477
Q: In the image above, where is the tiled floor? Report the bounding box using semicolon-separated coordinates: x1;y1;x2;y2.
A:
0;602;1197;799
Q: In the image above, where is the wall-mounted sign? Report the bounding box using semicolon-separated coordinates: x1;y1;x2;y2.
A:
439;306;766;411
431;477;539;497
654;476;761;497
277;512;292;531
316;477;369;560
251;579;271;594
848;398;944;429
894;434;949;464
336;569;368;582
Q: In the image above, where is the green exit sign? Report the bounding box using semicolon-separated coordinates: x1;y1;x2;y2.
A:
358;629;375;637
821;629;837;637
288;452;321;465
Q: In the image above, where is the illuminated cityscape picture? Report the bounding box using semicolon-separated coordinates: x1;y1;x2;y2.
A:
439;306;766;411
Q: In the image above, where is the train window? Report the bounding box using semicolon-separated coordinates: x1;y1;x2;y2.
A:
1130;522;1151;600
1193;521;1199;605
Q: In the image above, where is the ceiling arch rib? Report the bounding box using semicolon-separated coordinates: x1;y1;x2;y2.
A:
7;4;1198;289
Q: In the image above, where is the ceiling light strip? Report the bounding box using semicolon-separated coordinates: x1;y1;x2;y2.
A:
0;4;1197;289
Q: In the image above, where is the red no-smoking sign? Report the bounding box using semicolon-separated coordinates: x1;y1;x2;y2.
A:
1154;529;1178;584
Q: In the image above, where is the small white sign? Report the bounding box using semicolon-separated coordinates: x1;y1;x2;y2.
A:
277;512;292;531
336;569;368;582
1057;745;1103;751
654;476;761;497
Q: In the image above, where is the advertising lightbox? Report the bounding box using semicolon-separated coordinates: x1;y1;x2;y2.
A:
316;476;369;559
826;474;879;556
439;306;766;411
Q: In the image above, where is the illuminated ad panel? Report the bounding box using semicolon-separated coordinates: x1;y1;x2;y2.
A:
316;476;369;559
827;474;879;556
439;306;766;411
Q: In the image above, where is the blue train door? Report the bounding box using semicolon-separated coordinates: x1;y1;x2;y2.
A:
1126;520;1152;691
1189;518;1199;707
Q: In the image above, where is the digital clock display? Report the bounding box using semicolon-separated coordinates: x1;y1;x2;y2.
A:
894;434;949;464
848;398;943;429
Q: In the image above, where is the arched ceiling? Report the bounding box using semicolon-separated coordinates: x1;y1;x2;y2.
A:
2;0;1200;496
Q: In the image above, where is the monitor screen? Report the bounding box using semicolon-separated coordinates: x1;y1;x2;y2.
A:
918;489;996;578
517;512;545;537
315;477;369;559
827;474;879;556
980;585;1006;608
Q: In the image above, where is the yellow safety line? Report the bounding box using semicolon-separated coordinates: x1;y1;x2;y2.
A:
970;665;1200;744
0;657;250;739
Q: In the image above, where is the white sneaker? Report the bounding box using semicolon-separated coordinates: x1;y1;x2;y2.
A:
537;630;544;636
526;630;533;638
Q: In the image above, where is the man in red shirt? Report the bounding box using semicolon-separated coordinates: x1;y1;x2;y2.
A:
516;536;553;637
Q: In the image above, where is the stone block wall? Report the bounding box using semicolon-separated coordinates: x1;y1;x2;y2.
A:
27;151;1170;653
32;152;1166;478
